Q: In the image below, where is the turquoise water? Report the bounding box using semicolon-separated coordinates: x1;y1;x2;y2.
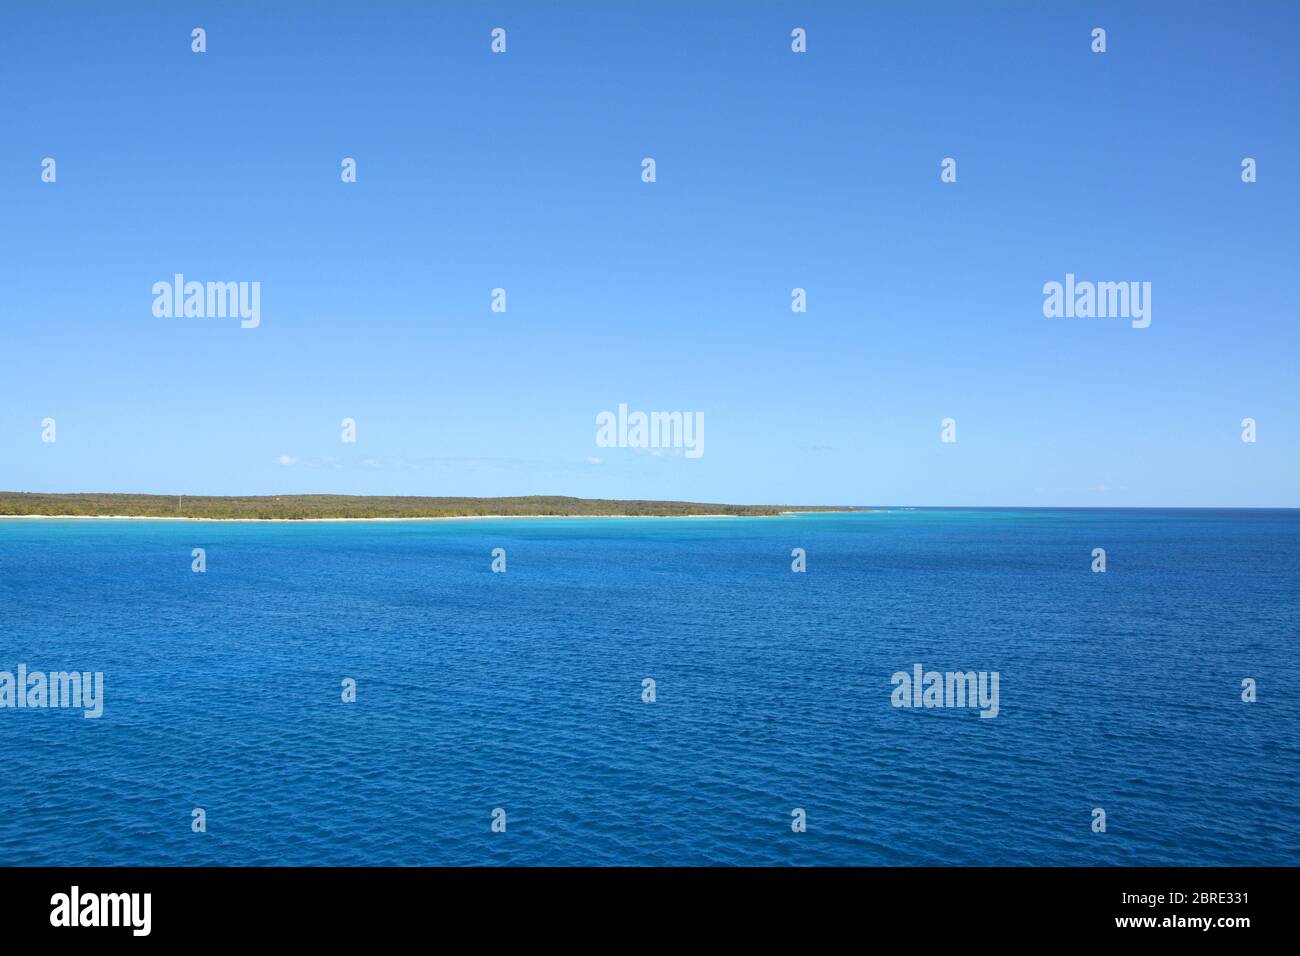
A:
0;509;1296;865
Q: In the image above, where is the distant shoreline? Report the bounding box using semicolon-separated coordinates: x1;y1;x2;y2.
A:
0;512;848;522
0;493;863;521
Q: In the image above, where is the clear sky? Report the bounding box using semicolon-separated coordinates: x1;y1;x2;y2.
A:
1;1;1296;506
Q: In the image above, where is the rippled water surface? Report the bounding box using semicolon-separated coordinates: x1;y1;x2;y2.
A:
1;510;1297;865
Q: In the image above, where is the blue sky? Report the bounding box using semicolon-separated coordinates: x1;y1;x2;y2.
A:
1;1;1296;506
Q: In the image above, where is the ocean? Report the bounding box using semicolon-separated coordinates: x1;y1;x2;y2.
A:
1;509;1296;866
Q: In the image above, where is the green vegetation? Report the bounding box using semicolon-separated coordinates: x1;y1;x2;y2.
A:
0;493;858;520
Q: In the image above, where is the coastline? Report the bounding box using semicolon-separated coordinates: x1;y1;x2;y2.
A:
0;512;862;522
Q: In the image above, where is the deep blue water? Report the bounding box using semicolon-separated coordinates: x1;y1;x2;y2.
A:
1;509;1297;866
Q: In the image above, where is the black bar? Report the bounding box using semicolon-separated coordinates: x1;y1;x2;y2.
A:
0;866;1280;941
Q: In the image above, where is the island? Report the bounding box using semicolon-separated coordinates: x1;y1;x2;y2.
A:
0;493;862;521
